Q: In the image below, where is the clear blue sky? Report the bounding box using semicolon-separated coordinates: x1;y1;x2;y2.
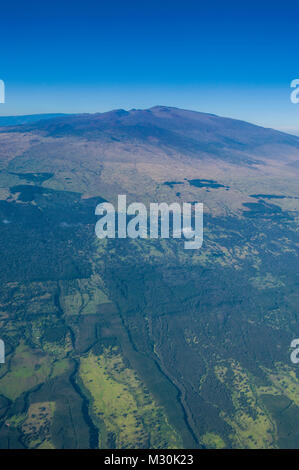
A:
0;0;298;133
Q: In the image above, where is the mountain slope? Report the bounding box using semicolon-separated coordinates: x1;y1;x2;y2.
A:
0;107;298;449
6;106;299;166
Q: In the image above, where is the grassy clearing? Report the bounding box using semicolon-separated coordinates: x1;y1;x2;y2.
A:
259;364;299;406
5;401;56;448
22;401;55;448
79;348;182;449
0;343;69;400
202;432;226;449
218;361;275;449
0;343;52;400
60;274;111;315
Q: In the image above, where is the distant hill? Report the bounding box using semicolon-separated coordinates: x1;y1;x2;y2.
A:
0;113;69;127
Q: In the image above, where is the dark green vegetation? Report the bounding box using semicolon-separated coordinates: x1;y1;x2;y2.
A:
164;179;229;190
0;106;299;448
188;179;229;189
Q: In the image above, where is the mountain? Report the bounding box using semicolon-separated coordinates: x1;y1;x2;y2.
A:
0;107;298;449
9;106;299;164
0;113;70;128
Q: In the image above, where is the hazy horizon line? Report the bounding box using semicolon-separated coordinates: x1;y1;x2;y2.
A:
0;105;298;137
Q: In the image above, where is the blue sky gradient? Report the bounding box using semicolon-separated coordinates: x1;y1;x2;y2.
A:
0;0;298;133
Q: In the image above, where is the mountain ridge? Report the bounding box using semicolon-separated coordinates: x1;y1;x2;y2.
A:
1;105;298;140
2;106;299;168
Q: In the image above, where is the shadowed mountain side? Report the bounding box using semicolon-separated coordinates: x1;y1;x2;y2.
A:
0;114;69;127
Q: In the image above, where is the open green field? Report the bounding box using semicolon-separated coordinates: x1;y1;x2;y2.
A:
80;348;182;449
